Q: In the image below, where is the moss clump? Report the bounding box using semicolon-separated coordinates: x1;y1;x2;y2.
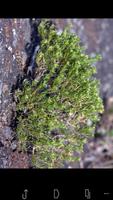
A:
15;19;104;168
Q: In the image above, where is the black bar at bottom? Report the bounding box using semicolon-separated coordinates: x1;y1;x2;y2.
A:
0;169;112;200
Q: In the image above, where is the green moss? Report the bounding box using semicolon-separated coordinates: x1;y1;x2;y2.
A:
15;19;104;168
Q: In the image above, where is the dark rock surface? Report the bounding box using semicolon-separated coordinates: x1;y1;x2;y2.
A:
0;19;31;168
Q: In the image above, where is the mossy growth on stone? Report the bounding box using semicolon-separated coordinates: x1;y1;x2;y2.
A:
15;19;104;168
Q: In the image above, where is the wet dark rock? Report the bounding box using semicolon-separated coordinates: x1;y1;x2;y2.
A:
24;19;41;78
0;141;4;147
